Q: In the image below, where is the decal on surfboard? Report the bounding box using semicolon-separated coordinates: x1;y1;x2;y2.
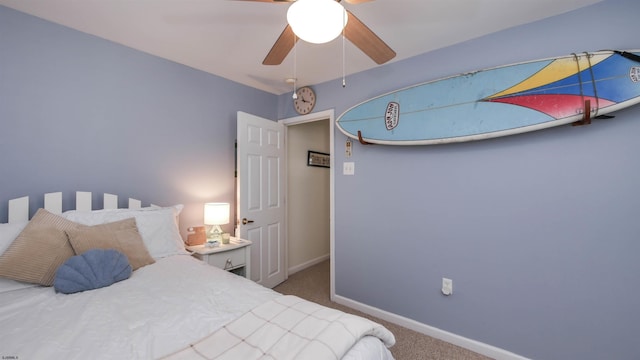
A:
385;102;400;130
483;53;616;119
631;67;640;83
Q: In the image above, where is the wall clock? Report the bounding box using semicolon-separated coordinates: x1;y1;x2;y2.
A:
294;86;316;115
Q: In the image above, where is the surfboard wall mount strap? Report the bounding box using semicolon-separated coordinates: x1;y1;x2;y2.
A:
572;100;593;126
357;130;373;145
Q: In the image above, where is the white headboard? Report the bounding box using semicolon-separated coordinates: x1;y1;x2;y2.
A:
7;191;144;224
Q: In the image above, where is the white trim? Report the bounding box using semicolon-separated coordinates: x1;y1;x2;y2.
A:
333;294;530;360
279;108;336;300
288;254;330;275
280;109;334;127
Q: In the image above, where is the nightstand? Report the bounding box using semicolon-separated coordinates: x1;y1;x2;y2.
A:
186;238;252;278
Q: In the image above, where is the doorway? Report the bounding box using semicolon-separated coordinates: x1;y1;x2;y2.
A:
286;119;330;274
281;110;335;284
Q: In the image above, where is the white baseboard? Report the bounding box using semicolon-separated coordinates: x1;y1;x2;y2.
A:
288;254;330;275
333;294;530;360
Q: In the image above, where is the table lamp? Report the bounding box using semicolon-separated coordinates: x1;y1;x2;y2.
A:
204;202;230;247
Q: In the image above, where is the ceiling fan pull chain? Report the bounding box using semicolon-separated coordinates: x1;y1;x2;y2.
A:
292;35;298;99
342;34;346;87
342;12;346;88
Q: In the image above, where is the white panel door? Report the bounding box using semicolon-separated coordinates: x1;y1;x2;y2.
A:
237;111;286;288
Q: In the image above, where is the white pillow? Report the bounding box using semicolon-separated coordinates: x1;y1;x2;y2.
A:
63;205;188;259
0;221;29;255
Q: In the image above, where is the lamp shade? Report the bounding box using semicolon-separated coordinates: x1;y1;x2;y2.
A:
287;0;347;44
204;203;230;225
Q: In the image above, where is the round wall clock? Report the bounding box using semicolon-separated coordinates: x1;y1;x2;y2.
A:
293;86;316;115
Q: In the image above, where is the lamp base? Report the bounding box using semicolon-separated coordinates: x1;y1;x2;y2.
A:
206;225;223;247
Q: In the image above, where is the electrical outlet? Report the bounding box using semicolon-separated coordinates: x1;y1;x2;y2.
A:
442;278;453;296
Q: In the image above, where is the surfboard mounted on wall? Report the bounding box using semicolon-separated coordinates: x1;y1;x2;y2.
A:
336;50;640;145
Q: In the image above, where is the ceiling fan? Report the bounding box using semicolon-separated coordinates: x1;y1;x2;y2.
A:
240;0;396;66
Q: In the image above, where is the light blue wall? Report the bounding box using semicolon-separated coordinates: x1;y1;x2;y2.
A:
0;5;277;233
279;0;640;358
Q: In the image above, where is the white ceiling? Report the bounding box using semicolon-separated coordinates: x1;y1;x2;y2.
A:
0;0;603;95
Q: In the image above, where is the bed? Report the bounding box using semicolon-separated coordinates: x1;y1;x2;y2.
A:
0;192;395;359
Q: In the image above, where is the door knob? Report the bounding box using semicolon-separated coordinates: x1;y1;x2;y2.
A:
242;218;254;225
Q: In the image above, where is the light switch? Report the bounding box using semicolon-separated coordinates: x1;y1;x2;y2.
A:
343;162;355;175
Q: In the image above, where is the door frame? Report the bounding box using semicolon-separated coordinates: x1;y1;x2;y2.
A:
280;109;336;300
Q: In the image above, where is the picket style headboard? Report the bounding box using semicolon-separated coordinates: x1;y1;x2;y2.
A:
7;192;144;224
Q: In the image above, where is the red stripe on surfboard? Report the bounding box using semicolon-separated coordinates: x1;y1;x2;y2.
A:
486;94;616;119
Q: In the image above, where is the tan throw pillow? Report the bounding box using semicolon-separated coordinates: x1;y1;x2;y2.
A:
66;218;155;270
0;208;80;286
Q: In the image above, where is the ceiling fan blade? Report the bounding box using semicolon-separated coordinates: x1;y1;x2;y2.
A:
263;25;298;65
344;10;395;65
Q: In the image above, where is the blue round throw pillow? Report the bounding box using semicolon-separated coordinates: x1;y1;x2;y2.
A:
54;249;132;294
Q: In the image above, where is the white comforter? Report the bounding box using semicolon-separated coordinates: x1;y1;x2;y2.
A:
163;295;395;359
0;255;394;359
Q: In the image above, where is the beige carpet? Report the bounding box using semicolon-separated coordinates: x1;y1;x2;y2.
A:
273;260;493;360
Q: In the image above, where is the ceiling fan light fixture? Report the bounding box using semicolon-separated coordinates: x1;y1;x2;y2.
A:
287;0;347;44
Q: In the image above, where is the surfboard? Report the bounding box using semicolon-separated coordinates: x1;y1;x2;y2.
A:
336;50;640;145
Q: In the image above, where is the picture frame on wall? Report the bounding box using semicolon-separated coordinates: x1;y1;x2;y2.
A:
307;151;330;168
